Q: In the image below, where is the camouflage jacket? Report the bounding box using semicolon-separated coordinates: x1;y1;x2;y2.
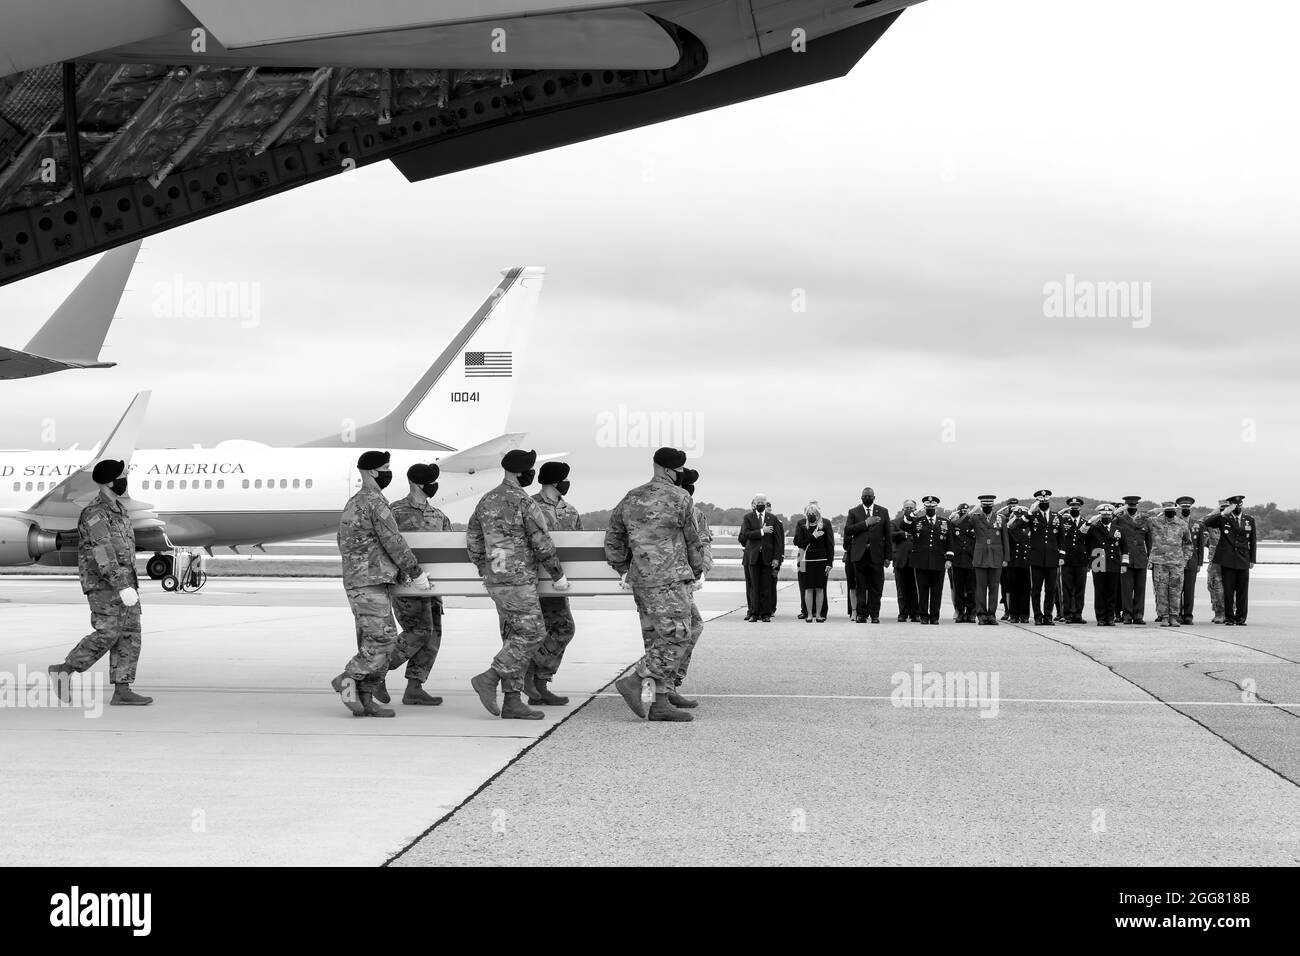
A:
1204;525;1222;565
391;493;452;532
531;492;583;532
693;502;714;573
467;481;564;587
77;491;137;594
338;487;422;588
604;475;704;586
1149;514;1193;566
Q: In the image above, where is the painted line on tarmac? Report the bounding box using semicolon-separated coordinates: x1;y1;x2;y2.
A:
588;692;1300;707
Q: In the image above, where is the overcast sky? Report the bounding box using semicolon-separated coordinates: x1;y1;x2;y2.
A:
2;0;1297;517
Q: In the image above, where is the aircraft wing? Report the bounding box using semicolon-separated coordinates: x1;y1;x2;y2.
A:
23;391;160;532
0;346;115;381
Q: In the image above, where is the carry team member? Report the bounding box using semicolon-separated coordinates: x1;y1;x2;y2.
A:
387;463;450;706
525;460;582;706
48;459;152;706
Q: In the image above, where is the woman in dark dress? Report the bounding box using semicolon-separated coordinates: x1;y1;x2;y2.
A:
794;502;835;622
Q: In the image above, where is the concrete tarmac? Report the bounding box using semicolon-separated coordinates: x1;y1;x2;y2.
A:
2;573;1297;866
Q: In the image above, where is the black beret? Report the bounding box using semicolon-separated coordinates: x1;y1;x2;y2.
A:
500;448;537;473
538;461;570;485
679;467;699;494
407;463;439;484
357;450;390;470
91;459;125;484
653;446;687;469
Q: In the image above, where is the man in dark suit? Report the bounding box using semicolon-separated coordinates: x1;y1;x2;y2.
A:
1058;496;1091;623
948;502;977;622
843;486;893;623
1026;489;1065;626
891;499;919;622
901;495;953;624
1177;496;1205;624
738;494;783;622
1203;495;1257;625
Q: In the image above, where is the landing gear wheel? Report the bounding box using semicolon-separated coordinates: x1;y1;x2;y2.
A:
146;554;172;580
161;574;178;592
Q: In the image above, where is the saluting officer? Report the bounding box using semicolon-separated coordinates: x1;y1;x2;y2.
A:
1026;490;1064;626
1114;495;1153;624
1004;503;1033;623
999;497;1021;620
1177;496;1205;625
1203;495;1257;625
948;502;977;623
1057;497;1091;624
952;495;1008;625
1087;503;1127;626
901;496;952;625
386;462;450;707
48;459;151;706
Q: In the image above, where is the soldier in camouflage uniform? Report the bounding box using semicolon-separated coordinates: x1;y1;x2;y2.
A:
667;467;709;707
48;459;152;705
1176;496;1205;624
385;463;450;706
1149;500;1194;626
1204;498;1227;623
523;460;582;707
467;449;570;720
605;447;704;722
330;451;432;718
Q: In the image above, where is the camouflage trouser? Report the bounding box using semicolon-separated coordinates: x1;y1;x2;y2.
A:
343;585;398;689
631;582;696;687
1151;564;1183;621
390;596;442;684
531;596;575;682
487;584;546;694
66;587;142;684
1207;563;1225;617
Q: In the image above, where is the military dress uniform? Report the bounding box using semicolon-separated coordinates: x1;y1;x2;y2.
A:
1204;504;1257;625
338;486;424;699
1026;500;1064;625
1087;515;1127;625
62;490;143;685
900;503;952;624
605;475;705;692
529;490;583;683
466;481;565;694
1057;506;1091;623
1005;511;1033;622
388;493;451;686
949;510;977;623
1114;504;1153;623
953;502;1008;624
1180;504;1205;625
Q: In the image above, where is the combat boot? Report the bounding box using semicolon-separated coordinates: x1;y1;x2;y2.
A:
470;669;501;716
528;678;569;706
521;664;542;702
47;663;75;704
332;673;365;716
667;689;699;709
613;672;648;718
500;691;544;720
648;693;694;722
111;684;153;706
402;680;442;705
369;680;391;704
359;691;394;718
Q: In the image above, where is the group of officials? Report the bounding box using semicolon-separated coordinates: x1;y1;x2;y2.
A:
739;489;1258;629
42;456;1259;717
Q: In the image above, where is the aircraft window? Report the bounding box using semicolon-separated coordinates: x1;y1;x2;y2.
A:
255;479;262;489
12;483;18;492
167;480;174;490
292;479;300;489
218;480;224;490
280;479;287;489
242;479;249;489
25;482;32;491
306;479;313;489
182;480;189;489
205;480;212;489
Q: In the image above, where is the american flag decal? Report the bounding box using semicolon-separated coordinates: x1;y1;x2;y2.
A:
464;351;512;377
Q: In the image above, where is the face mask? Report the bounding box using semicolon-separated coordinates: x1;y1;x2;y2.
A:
1101;516;1111;524
421;482;438;498
755;504;766;513
1069;507;1080;517
518;469;535;488
1127;506;1138;515
982;505;992;514
1180;507;1191;517
110;477;128;496
924;507;936;517
1233;504;1242;514
862;496;874;507
1163;509;1176;518
375;471;393;490
1038;501;1050;510
555;480;570;497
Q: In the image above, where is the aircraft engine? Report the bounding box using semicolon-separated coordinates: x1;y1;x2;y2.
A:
0;516;62;565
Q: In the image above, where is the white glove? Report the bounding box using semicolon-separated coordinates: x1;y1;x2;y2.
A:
411;571;433;591
693;576;705;591
553;574;571;592
619;572;631;591
119;587;139;607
